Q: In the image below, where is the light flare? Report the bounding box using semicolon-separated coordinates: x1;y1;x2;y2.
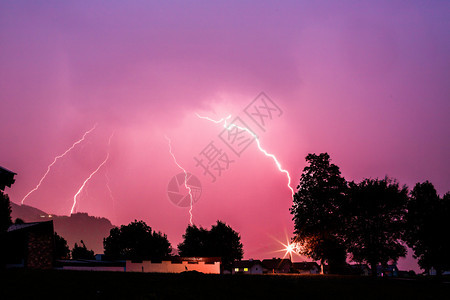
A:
165;135;194;225
196;113;294;196
272;234;302;261
21;124;97;204
70;132;114;215
280;241;302;261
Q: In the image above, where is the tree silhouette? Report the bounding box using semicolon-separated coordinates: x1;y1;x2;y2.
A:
54;232;70;259
0;191;12;232
345;177;408;276
290;153;348;273
72;240;95;260
14;218;24;225
0;191;12;268
405;181;450;275
103;220;172;260
177;225;209;257
178;220;243;270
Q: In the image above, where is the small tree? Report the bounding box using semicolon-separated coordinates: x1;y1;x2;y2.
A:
405;182;450;275
290;153;348;273
209;221;244;267
345;177;408;276
14;218;25;225
72;240;95;260
103;220;172;260
54;232;70;259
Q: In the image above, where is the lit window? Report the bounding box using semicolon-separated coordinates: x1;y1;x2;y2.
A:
234;268;239;272
244;268;248;272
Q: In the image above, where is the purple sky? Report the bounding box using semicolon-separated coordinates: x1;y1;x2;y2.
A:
1;1;449;272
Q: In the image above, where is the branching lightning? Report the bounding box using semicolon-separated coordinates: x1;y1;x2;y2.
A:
70;132;114;215
21;124;97;205
165;135;194;225
195;113;295;196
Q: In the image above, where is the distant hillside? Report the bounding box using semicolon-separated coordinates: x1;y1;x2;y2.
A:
11;202;114;254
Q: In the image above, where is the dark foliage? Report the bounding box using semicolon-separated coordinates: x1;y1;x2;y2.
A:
290;153;348;273
178;220;243;269
103;220;172;260
0;191;12;232
72;240;95;260
14;218;24;224
345;177;408;276
405;181;450;275
54;232;70;259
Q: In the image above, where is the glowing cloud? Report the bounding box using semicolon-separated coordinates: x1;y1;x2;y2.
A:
195;113;295;196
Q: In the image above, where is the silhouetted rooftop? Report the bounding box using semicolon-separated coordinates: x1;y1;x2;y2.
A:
0;165;16;190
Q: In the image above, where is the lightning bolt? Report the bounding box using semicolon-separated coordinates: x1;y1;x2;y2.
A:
105;170;115;221
165;135;194;225
70;132;114;215
105;132;116;222
195;113;294;197
21;124;97;205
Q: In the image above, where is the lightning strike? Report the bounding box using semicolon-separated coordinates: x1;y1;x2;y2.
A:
105;171;115;219
165;135;194;225
70;132;114;215
105;132;116;220
21;124;97;204
196;114;295;196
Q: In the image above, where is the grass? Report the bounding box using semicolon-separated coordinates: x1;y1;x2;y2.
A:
1;269;449;300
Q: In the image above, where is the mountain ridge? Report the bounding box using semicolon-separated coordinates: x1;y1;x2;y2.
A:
11;202;114;254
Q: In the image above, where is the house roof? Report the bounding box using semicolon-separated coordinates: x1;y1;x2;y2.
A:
7;222;40;232
349;264;370;270
293;262;319;271
7;220;53;233
0;166;16;175
262;258;292;270
0;165;16;190
233;260;263;268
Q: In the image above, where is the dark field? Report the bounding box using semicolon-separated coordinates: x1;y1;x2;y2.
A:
1;270;449;300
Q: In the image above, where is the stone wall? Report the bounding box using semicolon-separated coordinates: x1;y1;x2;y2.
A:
26;226;54;269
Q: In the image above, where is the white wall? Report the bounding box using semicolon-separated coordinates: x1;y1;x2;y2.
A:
126;260;220;274
59;266;125;272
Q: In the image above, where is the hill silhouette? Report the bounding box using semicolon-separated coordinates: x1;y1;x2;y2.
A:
10;202;113;254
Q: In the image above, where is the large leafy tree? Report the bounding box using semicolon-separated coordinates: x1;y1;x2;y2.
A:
178;220;243;269
103;220;172;260
290;153;348;273
405;181;450;275
345;177;408;276
0;191;12;232
54;232;70;260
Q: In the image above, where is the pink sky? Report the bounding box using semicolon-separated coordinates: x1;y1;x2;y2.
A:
1;1;449;272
